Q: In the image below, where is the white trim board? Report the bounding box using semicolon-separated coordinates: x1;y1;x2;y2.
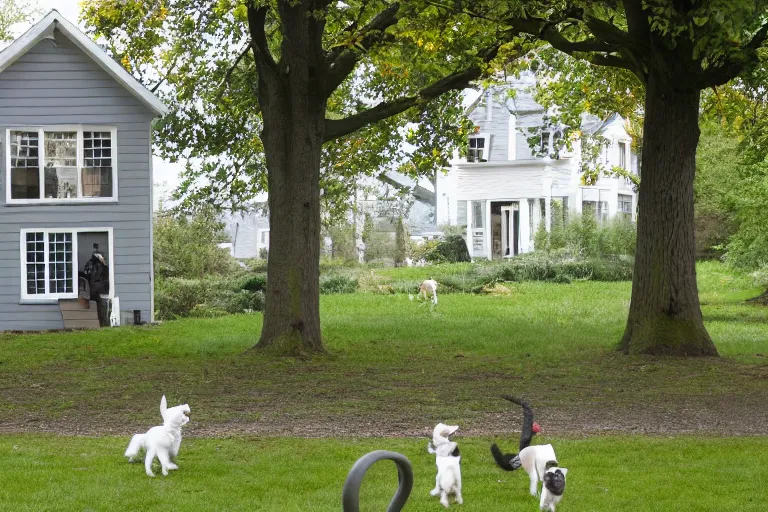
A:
0;10;168;116
19;226;115;303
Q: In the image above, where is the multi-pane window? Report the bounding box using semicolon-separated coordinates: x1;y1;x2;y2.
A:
48;233;74;294
472;201;484;228
25;232;45;295
582;200;609;224
10;132;40;199
540;131;551;153
7;128;115;201
83;131;113;197
44;132;78;199
23;231;74;298
619;194;633;217
468;136;486;162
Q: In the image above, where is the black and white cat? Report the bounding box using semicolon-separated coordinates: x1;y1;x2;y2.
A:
490;396;569;510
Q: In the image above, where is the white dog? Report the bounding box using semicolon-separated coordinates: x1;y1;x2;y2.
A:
125;395;190;477
427;423;462;507
419;279;438;305
518;444;559;497
539;466;568;511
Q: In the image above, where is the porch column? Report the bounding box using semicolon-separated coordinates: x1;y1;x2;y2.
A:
542;175;553;231
485;199;492;259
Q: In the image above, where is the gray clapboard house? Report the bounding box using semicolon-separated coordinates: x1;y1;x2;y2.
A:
0;11;167;330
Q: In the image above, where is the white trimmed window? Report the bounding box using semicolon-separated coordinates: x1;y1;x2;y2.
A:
468;135;489;162
20;228;114;301
618;141;627;169
619;194;633;217
7;127;117;203
22;230;76;300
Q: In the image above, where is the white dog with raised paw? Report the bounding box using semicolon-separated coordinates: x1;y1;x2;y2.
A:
125;395;190;477
427;423;463;507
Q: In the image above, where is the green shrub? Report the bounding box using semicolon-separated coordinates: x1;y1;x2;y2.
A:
320;275;359;294
428;235;471;263
242;273;267;292
155;276;265;320
154;206;235;279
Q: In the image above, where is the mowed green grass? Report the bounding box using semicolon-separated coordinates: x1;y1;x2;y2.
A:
0;262;767;510
0;261;767;435
1;435;766;511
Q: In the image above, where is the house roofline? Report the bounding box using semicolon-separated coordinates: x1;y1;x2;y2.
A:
0;10;168;116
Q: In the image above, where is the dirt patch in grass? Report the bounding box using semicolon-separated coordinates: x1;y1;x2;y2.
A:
1;349;767;439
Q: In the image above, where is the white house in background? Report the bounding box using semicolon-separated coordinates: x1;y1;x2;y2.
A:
437;72;639;260
221;209;270;259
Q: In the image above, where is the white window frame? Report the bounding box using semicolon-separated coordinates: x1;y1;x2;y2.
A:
19;227;115;303
6;126;118;205
468;134;490;163
618;194;633;216
618;140;628;169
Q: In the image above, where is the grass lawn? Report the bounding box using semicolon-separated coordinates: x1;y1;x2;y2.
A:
1;435;766;511
1;261;767;509
1;261;767;437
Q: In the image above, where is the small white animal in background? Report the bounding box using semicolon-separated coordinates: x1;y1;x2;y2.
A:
416;258;426;267
405;257;414;267
125;395;190;477
419;279;438;305
539;467;568;512
427;423;463;508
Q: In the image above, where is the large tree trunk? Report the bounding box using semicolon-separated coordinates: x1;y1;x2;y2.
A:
250;3;326;354
619;74;718;356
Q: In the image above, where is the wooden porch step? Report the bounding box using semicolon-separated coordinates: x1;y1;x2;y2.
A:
58;299;101;329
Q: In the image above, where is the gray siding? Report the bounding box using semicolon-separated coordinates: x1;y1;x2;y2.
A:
0;31;155;330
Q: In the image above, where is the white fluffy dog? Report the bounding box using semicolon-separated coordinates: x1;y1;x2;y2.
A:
419;279;438;305
427;423;462;507
125;395;190;477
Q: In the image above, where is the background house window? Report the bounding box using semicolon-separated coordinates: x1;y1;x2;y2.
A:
468;136;486;162
584;200;609;224
618;194;633;217
528;199;535;240
10;131;40;199
540;130;551;153
82;131;113;197
472;201;484;228
24;231;74;297
618;141;627;169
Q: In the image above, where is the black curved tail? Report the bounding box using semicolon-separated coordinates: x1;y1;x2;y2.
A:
501;395;536;451
490;443;521;471
490;395;536;471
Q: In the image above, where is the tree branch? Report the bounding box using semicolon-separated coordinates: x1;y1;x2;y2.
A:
246;5;279;76
622;0;650;41
699;22;768;88
323;3;402;97
216;42;252;100
324;44;501;142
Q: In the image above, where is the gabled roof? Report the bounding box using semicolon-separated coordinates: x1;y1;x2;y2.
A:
0;10;168;116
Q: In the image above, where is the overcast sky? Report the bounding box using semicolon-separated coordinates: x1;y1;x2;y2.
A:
11;1;183;206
